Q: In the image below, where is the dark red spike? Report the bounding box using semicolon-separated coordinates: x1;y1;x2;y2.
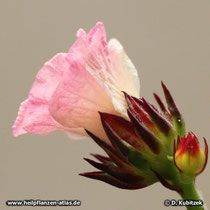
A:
85;129;118;155
131;96;144;107
83;158;112;176
151;169;182;193
161;81;181;117
79;172;147;190
100;114;130;157
90;153;112;163
123;92;155;128
153;93;167;113
127;110;160;154
196;137;208;176
98;112;142;150
84;158;143;183
123;91;140;112
85;129;129;167
142;98;172;135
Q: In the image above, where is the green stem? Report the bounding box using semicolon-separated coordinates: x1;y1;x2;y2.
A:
179;182;204;210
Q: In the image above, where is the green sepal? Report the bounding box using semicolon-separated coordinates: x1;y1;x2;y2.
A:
172;116;186;138
128;148;149;170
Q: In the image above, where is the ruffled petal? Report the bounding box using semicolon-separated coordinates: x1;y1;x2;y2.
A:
13;98;63;136
30;53;68;101
48;58;116;140
84;23;140;117
13;53;85;137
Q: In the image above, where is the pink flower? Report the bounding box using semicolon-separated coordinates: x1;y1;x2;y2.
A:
13;22;140;141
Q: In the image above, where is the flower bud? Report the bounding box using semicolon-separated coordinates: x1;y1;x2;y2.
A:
175;132;208;175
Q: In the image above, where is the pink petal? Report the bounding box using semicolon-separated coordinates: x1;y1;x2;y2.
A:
107;39;140;114
48;57;116;140
13;53;85;137
30;53;68;101
82;23;140;117
108;39;140;96
48;22;139;140
13;98;63;136
47;23;116;140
